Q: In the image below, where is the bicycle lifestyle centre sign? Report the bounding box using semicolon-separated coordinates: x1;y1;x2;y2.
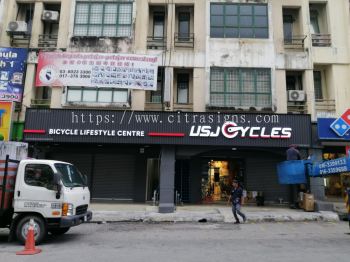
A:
24;109;311;148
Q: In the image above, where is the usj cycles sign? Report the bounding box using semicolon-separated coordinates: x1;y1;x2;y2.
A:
23;109;311;147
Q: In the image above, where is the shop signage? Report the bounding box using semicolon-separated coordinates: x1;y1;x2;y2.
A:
35;52;158;90
0;101;13;141
318;109;350;140
0;48;28;102
311;157;350;177
24;109;311;147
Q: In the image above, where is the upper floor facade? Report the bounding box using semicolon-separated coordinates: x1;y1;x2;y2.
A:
0;0;349;121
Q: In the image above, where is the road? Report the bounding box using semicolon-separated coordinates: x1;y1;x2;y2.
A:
1;222;350;262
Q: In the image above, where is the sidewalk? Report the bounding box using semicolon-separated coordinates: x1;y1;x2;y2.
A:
90;203;340;223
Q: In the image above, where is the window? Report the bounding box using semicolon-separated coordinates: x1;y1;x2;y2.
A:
147;68;164;103
67;87;128;103
283;15;294;42
313;71;323;100
177;73;189;104
178;12;190;40
310;10;320;34
24;164;55;190
210;68;271;107
210;3;268;38
55;163;86;187
153;12;165;38
74;2;132;37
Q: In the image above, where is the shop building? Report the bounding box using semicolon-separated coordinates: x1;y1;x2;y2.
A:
314;114;350;202
1;0;350;212
24;109;311;212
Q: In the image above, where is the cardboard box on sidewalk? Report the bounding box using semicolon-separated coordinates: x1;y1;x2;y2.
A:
303;193;315;212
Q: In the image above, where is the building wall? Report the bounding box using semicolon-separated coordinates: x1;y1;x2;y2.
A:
1;0;349;120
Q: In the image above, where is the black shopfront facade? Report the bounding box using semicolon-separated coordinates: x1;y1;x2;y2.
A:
24;109;312;213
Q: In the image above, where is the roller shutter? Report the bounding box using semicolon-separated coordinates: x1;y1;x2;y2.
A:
246;155;290;202
92;154;135;200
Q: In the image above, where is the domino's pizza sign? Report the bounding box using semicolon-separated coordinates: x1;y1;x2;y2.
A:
318;109;350;140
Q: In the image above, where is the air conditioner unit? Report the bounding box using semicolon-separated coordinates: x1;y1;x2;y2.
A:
288;90;306;102
6;21;28;34
42;10;60;22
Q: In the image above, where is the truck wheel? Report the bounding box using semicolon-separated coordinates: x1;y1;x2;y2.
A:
16;215;47;245
49;227;70;236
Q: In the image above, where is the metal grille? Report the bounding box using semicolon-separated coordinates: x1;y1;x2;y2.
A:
74;2;132;37
210;68;272;108
76;204;88;215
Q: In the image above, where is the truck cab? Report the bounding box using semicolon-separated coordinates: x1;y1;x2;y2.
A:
0;157;92;244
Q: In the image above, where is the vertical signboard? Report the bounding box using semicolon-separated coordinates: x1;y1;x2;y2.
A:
0;48;28;102
0;101;13;141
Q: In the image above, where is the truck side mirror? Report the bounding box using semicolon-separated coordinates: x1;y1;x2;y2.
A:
53;172;62;199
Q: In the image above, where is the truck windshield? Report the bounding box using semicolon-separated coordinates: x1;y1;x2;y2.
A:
54;163;86;188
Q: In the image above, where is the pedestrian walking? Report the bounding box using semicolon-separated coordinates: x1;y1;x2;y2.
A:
228;180;246;224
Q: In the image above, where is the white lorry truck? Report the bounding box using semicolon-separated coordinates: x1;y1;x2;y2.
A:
0;154;92;244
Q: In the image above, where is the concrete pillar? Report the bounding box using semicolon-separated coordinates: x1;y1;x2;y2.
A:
132;90;146;111
20;63;36;120
309;148;325;201
50;87;62;108
166;2;175;51
193;68;206;112
304;69;316;121
29;2;44;48
57;0;71;49
158;145;175;213
274;70;287;113
134;0;148;52
163;67;173;109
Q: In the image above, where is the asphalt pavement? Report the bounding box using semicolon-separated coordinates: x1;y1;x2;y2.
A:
1;221;350;262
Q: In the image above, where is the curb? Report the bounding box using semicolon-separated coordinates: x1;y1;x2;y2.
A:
89;210;340;224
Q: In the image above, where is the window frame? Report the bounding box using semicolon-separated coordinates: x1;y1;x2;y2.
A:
178;12;190;40
210;67;272;108
73;1;133;37
24;164;56;190
177;73;190;104
210;3;269;39
313;70;323;100
66;87;129;104
147;67;164;104
152;12;166;39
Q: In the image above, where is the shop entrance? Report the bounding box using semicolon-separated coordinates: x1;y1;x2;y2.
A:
201;158;245;203
322;147;350;201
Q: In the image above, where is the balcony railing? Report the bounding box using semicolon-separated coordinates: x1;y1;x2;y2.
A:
315;99;336;112
284;35;307;49
147;36;167;50
287;102;308;114
174;33;194;48
312;34;331;47
38;34;58;49
10;35;30;47
31;99;51;108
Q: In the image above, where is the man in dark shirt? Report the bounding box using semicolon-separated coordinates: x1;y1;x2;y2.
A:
228;180;247;224
286;145;301;160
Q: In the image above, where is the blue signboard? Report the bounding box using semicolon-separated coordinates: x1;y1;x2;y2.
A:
0;48;28;102
276;160;308;184
318;118;350;140
311;157;350;177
